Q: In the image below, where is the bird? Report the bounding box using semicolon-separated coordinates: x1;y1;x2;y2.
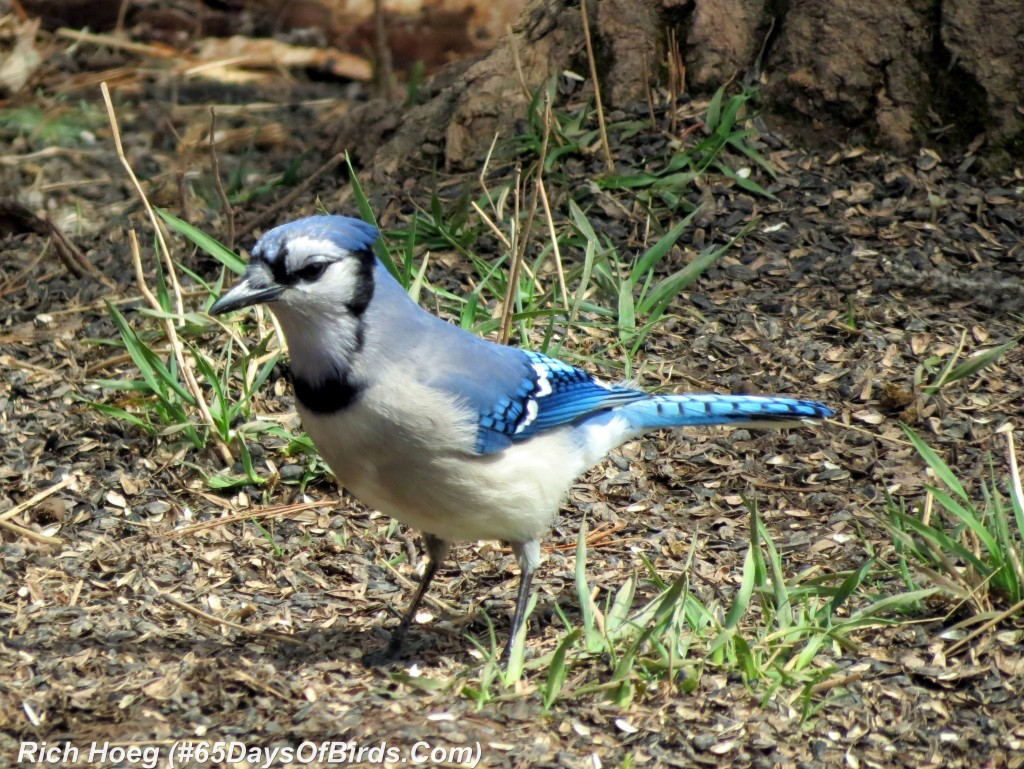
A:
209;214;833;663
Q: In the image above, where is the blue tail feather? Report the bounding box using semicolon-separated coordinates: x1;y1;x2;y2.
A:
620;394;833;432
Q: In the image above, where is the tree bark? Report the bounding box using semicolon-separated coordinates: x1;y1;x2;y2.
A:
335;0;1023;175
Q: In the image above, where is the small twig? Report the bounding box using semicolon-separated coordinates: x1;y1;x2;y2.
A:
0;199;110;285
208;108;235;251
946;595;1024;655
58;28;179;58
808;669;865;695
0;147;89;166
170;499;326;537
46;214;112;284
0;470;66;543
580;0;614;172
542;523;636;552
0;518;60;546
101;82;186;319
507;25;532;101
537;178;568;310
0;475;74;523
83;351;135;377
236;152;347;239
0;358;58;376
156;591;306;646
583;523;626;547
470;201;512;250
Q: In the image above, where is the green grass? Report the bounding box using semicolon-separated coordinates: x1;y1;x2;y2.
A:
564;200;735;362
598;86;777;208
395;502;935;719
885;425;1024;615
377;82;771;369
89;78;1023;717
916;331;1019;403
90;209;322;490
420;418;1021;716
0;99;105;146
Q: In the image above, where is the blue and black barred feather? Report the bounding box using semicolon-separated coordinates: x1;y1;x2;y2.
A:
474;351;646;454
472;352;833;455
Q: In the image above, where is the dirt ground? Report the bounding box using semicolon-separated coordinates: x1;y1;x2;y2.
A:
2;27;1024;769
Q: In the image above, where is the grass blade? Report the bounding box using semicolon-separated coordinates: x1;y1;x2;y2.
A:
925;338;1019;394
157;208;246;274
629;210;696;283
901;425;969;502
344;151;400;279
542;628;581;711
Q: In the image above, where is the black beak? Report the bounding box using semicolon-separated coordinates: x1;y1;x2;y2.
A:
209;266;285;315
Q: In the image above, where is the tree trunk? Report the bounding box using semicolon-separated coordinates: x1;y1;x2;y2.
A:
336;0;1023;174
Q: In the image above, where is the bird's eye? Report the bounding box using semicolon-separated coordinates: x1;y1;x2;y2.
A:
296;262;328;282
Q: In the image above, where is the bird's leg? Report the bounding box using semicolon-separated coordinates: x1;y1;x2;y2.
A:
371;532;450;663
503;540;540;664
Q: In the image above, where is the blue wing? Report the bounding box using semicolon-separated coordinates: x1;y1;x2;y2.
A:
372;262;831;458
372;265;644;455
466;350;646;454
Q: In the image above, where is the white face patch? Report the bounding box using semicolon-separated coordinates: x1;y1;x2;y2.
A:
283;235;338;270
301;257;362;305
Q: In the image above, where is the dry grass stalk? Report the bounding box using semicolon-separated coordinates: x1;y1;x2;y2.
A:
171;499;326;537
0;475;74;523
999;424;1024;600
498;165;524;344
207;108;235;251
667;29;684;135
471;201;512;250
0;475;72;546
476;130;506;225
102;81;233;466
0;518;61;546
536;92;569;309
127;229;234;467
156;590;307;646
100;82;185;318
947;595;1024;655
579;0;613;172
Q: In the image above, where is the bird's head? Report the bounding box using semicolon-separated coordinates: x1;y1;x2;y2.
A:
209;215;380;319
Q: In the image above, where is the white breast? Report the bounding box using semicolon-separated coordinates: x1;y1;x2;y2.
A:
297;375;593;544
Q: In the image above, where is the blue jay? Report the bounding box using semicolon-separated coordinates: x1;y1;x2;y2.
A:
210;215;833;662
